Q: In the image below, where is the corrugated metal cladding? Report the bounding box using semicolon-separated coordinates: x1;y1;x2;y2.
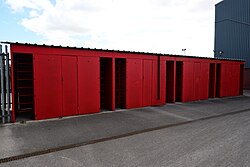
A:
215;0;250;68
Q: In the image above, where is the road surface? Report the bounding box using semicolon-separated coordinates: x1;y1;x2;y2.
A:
2;108;250;167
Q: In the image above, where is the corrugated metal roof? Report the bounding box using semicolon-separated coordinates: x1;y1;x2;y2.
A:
1;41;245;62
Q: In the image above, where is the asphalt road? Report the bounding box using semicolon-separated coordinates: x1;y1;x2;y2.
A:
2;108;250;167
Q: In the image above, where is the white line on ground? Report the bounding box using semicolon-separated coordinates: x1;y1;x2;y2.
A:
60;156;83;166
148;107;193;121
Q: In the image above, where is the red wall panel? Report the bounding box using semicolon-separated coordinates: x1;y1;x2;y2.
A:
34;55;62;120
229;64;236;96
182;62;209;102
220;63;241;97
194;63;201;101
199;63;209;100
152;60;158;105
126;59;143;108
62;56;78;117
78;57;100;114
230;64;240;96
182;62;194;102
142;60;153;106
221;64;229;97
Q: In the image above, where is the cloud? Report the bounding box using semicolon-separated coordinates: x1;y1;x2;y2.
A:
5;0;223;56
6;0;53;11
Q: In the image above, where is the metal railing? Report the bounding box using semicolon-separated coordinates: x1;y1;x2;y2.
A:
0;44;11;124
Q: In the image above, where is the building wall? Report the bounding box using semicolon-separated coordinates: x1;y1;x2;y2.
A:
10;43;244;122
215;0;250;68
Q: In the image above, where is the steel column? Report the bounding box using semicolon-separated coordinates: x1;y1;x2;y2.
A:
0;45;5;123
5;45;10;122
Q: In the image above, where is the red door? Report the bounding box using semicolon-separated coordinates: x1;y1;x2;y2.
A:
182;62;194;102
199;63;209;100
62;56;78;117
143;60;153;106
194;63;201;101
34;55;62;120
126;59;143;109
78;57;100;114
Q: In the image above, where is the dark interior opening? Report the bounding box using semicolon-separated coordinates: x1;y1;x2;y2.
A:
239;64;244;95
100;58;113;111
166;61;175;103
175;61;183;102
13;53;34;121
209;63;216;98
216;63;221;97
115;58;126;109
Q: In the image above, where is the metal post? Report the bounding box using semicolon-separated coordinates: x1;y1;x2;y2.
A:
0;45;5;124
5;45;10;122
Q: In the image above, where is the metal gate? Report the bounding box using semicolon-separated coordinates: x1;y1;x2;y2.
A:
0;44;11;124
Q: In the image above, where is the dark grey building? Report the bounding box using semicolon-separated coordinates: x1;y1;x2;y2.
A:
214;0;250;68
215;0;250;89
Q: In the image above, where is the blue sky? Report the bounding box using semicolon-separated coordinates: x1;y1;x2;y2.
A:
0;0;38;43
1;0;221;57
0;4;28;42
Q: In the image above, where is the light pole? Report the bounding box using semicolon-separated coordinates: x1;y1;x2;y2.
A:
182;48;186;55
219;50;224;56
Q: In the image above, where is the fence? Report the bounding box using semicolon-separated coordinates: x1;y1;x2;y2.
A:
0;44;11;124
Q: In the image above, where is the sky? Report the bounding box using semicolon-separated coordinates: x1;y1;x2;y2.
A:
0;0;222;57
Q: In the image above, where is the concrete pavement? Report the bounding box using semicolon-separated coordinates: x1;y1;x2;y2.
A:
0;90;250;166
3;106;250;167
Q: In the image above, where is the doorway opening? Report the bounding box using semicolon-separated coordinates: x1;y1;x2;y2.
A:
13;53;34;121
216;63;221;97
239;64;244;95
166;61;175;103
100;58;113;111
115;58;126;109
175;61;183;102
209;63;216;98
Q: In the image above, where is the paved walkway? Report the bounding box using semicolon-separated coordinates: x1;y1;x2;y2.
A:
0;90;250;162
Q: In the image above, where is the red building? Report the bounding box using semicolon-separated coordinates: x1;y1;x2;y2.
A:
9;42;244;122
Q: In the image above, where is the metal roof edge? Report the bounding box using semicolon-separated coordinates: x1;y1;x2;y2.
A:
1;41;245;62
215;0;224;6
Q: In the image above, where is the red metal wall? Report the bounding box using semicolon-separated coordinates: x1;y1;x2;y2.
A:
62;56;78;117
181;62;210;102
34;54;62;120
34;55;100;120
182;61;194;102
10;44;245;122
199;63;210;100
142;60;153;106
219;63;241;97
78;57;100;115
126;59;143;109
